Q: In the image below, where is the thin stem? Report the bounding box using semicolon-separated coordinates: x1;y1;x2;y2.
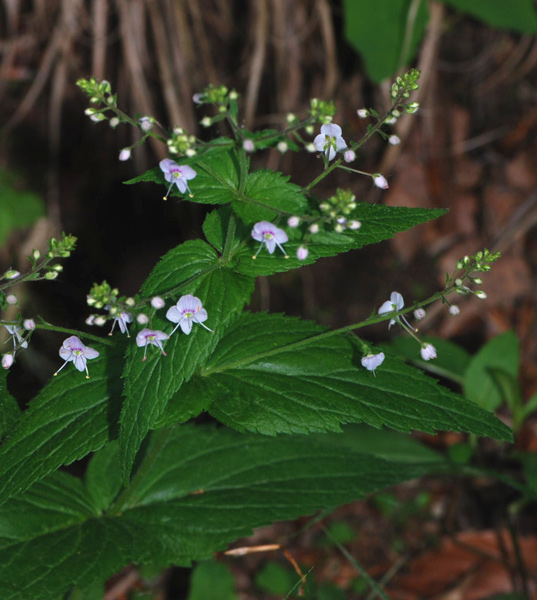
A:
1;319;116;347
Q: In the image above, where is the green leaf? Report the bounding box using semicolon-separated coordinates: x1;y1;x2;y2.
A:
0;370;20;440
463;331;520;412
84;442;122;513
443;0;537;33
232;169;307;224
0;343;125;507
233;205;447;277
188;561;238;600
119;240;254;481
0;169;46;246
381;335;470;384
0;424;435;599
341;0;429;82
202;313;511;441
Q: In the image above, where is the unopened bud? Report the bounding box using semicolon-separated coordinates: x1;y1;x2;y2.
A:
151;296;165;309
309;223;320;234
344;149;356;163
277;141;288;153
137;313;149;325
6;294;17;305
388;135;401;145
414;308;426;320
119;148;131;161
296;246;309;260
449;305;460;316
372;174;389;189
201;116;212;127
474;290;487;299
23;319;35;330
357;109;369;119
109;117;120;128
94;316;106;326
242;139;255;153
287;216;300;228
2;354;14;369
348;220;361;230
4;270;20;280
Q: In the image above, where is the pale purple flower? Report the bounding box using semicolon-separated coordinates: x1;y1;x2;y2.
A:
361;352;385;374
151;296;165;309
372;174;389;189
109;311;133;336
137;313;149;325
136;329;168;361
6;295;17;305
55;336;99;378
420;343;437;361
344;149;356;163
5;325;28;350
251;221;289;258
2;354;13;369
378;292;412;330
297;246;309;260
119;148;131;161
159;159;197;199
86;315;95;326
166;295;211;335
449;305;460;316
313;124;347;161
192;93;204;105
414;308;426;321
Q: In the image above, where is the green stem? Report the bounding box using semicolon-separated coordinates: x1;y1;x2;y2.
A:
108;427;175;514
221;212;237;263
36;321;116;346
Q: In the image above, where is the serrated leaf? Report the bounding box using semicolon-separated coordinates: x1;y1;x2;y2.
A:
232;169;307;224
463;331;520;412
341;0;429;82
0;424;435;599
0;169;46;246
201;313;511;441
443;0;537;33
0;370;20;440
233;205;447;277
120;240;254;481
0;343;125;507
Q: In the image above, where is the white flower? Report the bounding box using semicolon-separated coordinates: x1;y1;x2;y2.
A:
372;174;389;189
23;319;35;331
313;123;347;161
277;141;288;153
55;336;99;378
420;343;437;361
361;352;385;374
414;308;426;320
5;325;28;350
166;295;212;335
297;246;309;260
348;220;361;230
109;311;133;336
242;139;255;153
159;159;197;199
6;295;17;305
136;313;149;325
378;292;404;328
388;135;401;145
251;221;289;258
449;305;460;316
136;329;168;361
119;148;131;161
357;109;369;119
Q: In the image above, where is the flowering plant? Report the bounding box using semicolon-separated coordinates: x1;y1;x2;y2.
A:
0;71;509;598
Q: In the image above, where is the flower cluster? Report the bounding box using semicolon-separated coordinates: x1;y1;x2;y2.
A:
319;189;361;233
166;128;197;157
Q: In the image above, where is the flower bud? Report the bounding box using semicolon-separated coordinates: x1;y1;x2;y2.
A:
86;315;96;326
138;116;153;132
137;313;149;325
3;270;20;280
420;343;437;361
201;116;212;127
287;216;300;228
344;149;356;163
414;308;426;320
45;271;58;280
23;319;35;330
94;316;106;326
151;296;165;309
348;220;361;230
32;249;41;260
473;278;482;285
357;109;369;119
449;305;460;316
309;224;320;234
388;135;401;145
109;117;120;128
119;148;131;161
372;174;389;189
2;354;14;369
277;141;288;153
474;290;487;299
296;246;309;260
334;223;345;233
406;102;419;114
242;139;255;153
6;294;17;305
125;297;135;307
